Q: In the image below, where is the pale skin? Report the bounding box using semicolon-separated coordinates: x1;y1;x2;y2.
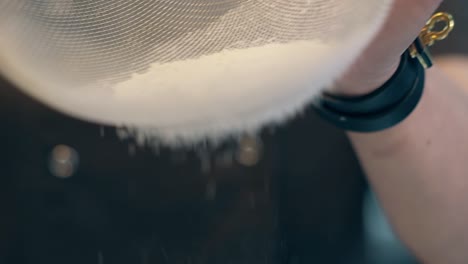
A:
335;0;468;263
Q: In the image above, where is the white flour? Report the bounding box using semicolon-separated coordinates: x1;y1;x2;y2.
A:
0;0;393;147
1;37;372;147
107;40;346;145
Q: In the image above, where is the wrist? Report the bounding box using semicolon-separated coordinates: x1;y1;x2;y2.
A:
313;49;426;133
331;57;401;96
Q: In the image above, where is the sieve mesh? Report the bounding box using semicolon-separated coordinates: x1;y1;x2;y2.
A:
0;0;393;145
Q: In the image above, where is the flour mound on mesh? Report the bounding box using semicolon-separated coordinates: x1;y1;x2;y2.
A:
109;40;353;146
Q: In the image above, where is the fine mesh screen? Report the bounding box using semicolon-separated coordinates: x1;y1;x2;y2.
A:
0;0;393;145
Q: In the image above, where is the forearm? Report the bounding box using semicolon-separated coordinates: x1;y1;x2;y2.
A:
348;66;468;263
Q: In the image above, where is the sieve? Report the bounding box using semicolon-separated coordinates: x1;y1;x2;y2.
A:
0;0;393;145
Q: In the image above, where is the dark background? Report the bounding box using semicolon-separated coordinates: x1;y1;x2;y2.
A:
0;2;466;264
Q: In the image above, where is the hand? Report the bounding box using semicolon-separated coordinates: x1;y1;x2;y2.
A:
333;0;444;96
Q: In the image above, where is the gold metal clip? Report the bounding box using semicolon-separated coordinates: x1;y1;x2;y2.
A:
420;12;455;47
409;12;455;69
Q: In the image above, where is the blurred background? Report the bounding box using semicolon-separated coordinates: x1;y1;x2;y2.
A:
0;1;466;264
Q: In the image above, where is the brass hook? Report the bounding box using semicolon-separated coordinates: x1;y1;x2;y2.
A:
420;12;455;47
